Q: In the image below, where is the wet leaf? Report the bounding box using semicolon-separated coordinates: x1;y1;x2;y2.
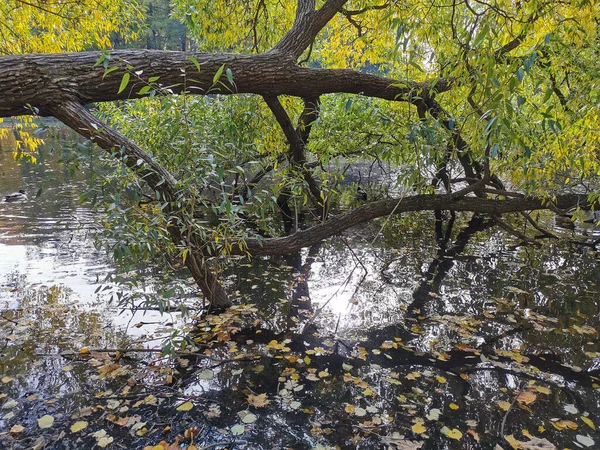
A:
177;401;194;411
247;393;269;407
10;424;24;434
445;429;462;440
517;390;536;405
564;403;578;414
2;399;18;409
70;421;88;433
290;401;301;409
231;424;245;435
198;369;214;380
575;435;595;447
498;401;511;411
581;416;595;430
412;422;426;434
98;436;114;448
426;408;441;421
449;403;459;410
520;437;557;449
342;363;353;371
242;412;257;424
535;386;551;395
1;376;12;383
37;414;54;429
354;407;367;417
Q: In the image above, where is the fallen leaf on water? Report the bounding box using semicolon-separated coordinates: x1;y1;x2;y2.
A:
198;369;214;380
241;412;257;424
535;386;551;395
70;421;88;433
247;393;269;407
98;436;114;448
449;403;459;410
445;429;462;440
517;390;536;405
37;415;54;429
231;424;245;435
575;435;595;448
564;403;578;414
1;377;12;383
498;401;511;411
581;416;595;430
10;424;24;434
412;422;426;434
176;401;194;411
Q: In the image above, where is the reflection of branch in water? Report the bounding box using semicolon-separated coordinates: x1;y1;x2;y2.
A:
285;244;320;332
407;214;494;316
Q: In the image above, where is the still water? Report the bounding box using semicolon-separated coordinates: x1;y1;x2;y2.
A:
1;128;600;449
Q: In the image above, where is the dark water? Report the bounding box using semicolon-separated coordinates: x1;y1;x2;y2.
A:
1;130;600;449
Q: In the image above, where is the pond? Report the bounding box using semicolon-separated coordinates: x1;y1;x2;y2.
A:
1;128;600;450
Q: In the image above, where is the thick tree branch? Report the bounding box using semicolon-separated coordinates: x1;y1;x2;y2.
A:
0;50;451;118
234;193;596;256
272;0;349;59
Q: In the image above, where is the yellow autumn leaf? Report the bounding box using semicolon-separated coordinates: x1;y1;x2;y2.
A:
37;415;54;429
449;403;459;410
176;401;194;411
436;375;447;383
535;386;551;395
581;416;596;430
498;401;512;411
70;421;88;433
412;422;426;434
446;428;462;440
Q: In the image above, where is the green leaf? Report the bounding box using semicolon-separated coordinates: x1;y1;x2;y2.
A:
226;67;234;85
148;76;160;83
118;72;130;94
213;64;225;84
102;66;119;79
188;56;201;73
138;85;151;95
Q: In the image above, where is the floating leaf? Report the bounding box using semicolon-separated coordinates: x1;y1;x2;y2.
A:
412;422;426;434
290;401;301;410
2;399;17;409
564;403;578;414
71;421;88;433
575;435;595;447
247;393;269;407
242;412;257;424
446;429;462;440
177;401;194;411
231;424;245;436
10;424;24;434
498;401;511;411
427;408;441;421
354;407;367;417
449;403;459;410
37;415;54;429
198;369;214;380
1;377;12;383
98;436;114;448
519;437;557;449
581;416;595;430
535;386;551;395
517;390;536;405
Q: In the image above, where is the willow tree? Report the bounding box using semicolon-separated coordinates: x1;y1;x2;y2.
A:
1;0;599;308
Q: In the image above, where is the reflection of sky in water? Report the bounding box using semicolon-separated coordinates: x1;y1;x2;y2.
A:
0;133;179;337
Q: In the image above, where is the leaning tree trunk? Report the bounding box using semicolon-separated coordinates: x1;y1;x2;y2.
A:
49;100;231;309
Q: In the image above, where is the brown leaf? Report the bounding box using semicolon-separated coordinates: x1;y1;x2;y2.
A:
247;393;270;407
517;390;537;405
